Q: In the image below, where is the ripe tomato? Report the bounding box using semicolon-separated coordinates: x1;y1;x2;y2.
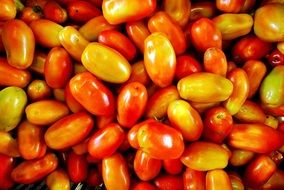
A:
67;151;88;183
0;154;14;189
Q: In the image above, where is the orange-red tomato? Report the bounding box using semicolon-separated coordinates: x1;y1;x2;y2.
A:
163;159;184;175
190;1;217;21
27;80;51;101
124;61;151;86
134;149;162;181
102;153;130;190
206;169;233;190
216;0;245;13
234;100;266;123
117;82;148;128
69;72;115;116
43;1;67;24
45;112;94;150
144;32;176;87
0;154;15;189
0;0;16;21
96;114;115;129
262;169;284;189
11;153;58;184
175;55;202;80
20;6;42;24
64;83;85;113
183;168;206;190
154;174;184;190
203;47;227;76
229;149;254;166
0;131;20;157
88;123;125;159
137;121;184;160
132;181;156;190
86;167;103;187
46;169;70;190
67;151;88;183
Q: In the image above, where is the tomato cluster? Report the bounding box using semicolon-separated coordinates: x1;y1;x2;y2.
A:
1;0;284;190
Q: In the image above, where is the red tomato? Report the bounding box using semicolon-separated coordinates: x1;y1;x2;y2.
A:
20;7;42;24
43;1;67;24
88;123;125;159
183;168;206;190
86;167;102;187
154;174;184;190
69;72;115;116
203;47;227;76
163;159;184;175
0;154;14;189
132;181;156;190
175;55;202;80
67;151;88;183
216;0;245;13
64;83;85;113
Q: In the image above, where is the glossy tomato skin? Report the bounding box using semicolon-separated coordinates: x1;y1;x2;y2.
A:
20;7;42;24
144;32;176;87
45;112;94;150
27;80;51;101
175;55;202;80
0;131;20;157
203;47;227;76
117;82;148;128
131;181;156;190
64;83;85;113
0;0;16;21
46;169;70;190
43;1;67;24
154;174;184;190
44;47;73;89
102;0;156;24
229;149;254;167
2;19;35;69
137;121;184;160
69;72;115;116
134;149;162;181
102;153;130;190
88;123;125;159
234;100;266;123
216;0;245;13
11;153;58;184
203;106;233;143
125;61;151;86
67;151;88;183
190;17;222;52
0;154;14;189
67;0;101;23
163;159;183;175
183;168;206;190
190;2;217;22
262;169;284;189
206;170;233;190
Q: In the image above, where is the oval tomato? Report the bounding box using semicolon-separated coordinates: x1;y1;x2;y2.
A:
0;154;14;189
67;151;88;183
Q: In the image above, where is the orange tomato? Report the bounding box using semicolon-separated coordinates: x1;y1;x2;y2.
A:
0;0;16;21
163;0;191;26
46;169;70;190
206;170;233;190
183;168;206;190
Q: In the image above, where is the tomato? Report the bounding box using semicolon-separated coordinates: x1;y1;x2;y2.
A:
18;120;46;160
0;0;16;21
137;121;184;160
228;172;244;190
177;72;233;103
145;85;179;119
134;149;162;181
228;123;284;153
29;50;47;75
98;30;137;61
240;0;256;12
167;99;203;141
148;11;187;55
64;83;85;113
46;169;70;190
58;26;89;61
206;170;233;190
11;153;58;184
244;155;276;189
86;167;103;187
154;174;184;190
20;6;42;24
67;0;101;23
2;19;35;69
117;82;148;128
0;154;14;189
163;158;183;175
203;106;233;143
88;123;125;159
0;131;20;157
43;1;67;24
268;49;284;67
27;79;51;101
132;181;156;190
45;112;93;150
125;61;151;86
67;151;88;183
30;19;63;48
81;42;131;83
0;86;27;131
69;72;115;116
25;100;69;125
183;168;206;190
102;153;130;190
260;65;284;107
96;114;115;129
144;32;176;87
190;2;217;21
264;115;279;129
262;169;284;189
254;3;284;42
203;47;227;76
175;55;202;80
0;57;31;88
216;0;245;13
102;0;156;24
234;100;266;123
229;149;254;166
163;0;191;27
190;17;222;52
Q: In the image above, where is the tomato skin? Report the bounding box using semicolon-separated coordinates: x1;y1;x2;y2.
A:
44;47;73;89
203;106;233;144
190;17;222;52
203;47;227;76
240;0;256;12
18;120;46;160
102;0;156;24
134;149;162;181
183;168;206;190
125;61;151;86
46;169;70;190
2;19;35;69
206;170;233;190
0;0;16;21
0;131;20;157
88;123;125;159
0;154;15;189
242;60;267;98
98;30;137;61
244;155;276;189
67;151;88;183
262;169;284;189
154;174;184;190
148;11;187;55
69;72;115;116
163;159;183;175
67;0;101;23
102;153;130;190
177;72;233;103
25;100;69;125
43;1;67;24
144;32;176;87
30;19;63;48
216;0;245;13
167;100;203;141
27;80;51;101
117;82;148;128
64;83;85;113
190;2;217;22
96;114;115;129
29;50;47;75
132;181;156;190
234;100;266;123
11;153;58;184
228;124;284;153
45;112;93;150
81;42;131;83
137;121;184;160
20;7;42;24
0;57;31;88
229;149;254;167
86;167;103;187
175;55;202;80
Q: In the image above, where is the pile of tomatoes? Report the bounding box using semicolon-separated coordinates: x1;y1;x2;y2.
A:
1;0;284;189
